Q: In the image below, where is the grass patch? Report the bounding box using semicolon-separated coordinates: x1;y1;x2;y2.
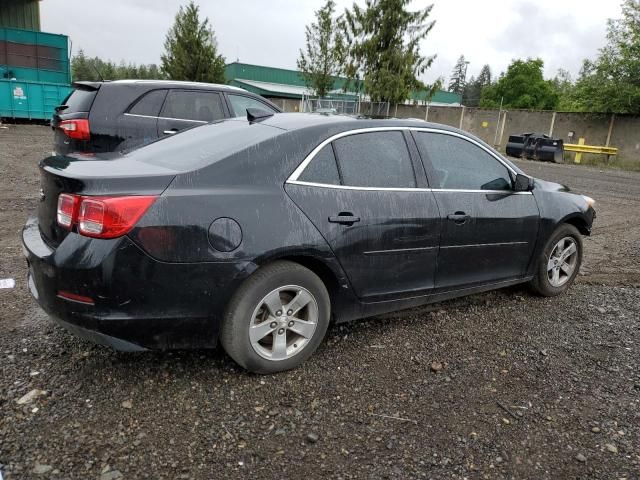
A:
563;152;640;172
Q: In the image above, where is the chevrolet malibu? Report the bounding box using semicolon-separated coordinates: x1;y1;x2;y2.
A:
23;112;596;373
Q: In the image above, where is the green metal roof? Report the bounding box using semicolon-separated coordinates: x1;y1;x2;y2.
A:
225;62;460;104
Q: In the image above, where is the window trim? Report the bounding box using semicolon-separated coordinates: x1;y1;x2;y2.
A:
225;92;279;117
286;126;529;194
158;89;226;123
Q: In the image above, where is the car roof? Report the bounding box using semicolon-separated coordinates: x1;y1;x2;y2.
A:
75;79;246;92
260;112;461;133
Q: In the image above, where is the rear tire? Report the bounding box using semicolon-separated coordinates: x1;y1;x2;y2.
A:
220;261;330;374
530;224;582;296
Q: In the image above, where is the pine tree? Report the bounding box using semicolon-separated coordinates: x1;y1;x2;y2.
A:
161;1;226;83
342;0;437;104
448;55;468;96
477;64;492;86
462;64;491;107
297;0;345;98
71;49;95;81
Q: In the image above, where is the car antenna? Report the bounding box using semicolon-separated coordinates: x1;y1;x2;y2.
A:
246;108;273;123
92;63;105;82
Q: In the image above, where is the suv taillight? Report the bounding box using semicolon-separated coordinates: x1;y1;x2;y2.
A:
58;119;90;141
56;194;157;239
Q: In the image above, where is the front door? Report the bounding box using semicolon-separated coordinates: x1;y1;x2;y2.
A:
412;130;540;289
286;130;441;300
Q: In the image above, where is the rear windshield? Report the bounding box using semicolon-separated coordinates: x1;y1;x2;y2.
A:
60;88;97;112
133;119;284;171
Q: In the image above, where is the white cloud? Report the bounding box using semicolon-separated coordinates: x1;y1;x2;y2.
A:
40;0;622;84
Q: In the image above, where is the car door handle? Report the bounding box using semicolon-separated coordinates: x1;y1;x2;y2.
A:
447;212;470;225
163;129;178;135
328;213;360;225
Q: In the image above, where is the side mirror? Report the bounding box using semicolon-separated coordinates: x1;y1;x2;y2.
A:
514;173;534;192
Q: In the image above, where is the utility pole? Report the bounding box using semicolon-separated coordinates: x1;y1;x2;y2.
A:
493;96;503;147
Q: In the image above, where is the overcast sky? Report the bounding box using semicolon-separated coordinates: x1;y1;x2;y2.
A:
41;0;622;85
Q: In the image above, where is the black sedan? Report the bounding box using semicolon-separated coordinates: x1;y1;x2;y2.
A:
22;113;596;373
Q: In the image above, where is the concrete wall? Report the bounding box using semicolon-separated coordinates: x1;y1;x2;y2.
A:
401;106;639;162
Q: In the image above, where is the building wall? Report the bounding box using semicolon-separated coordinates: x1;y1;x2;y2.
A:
0;0;41;31
264;97;301;112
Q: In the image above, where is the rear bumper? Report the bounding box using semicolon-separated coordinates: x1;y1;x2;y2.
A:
22;216;253;350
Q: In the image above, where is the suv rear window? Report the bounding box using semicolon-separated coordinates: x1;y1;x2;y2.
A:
60;88;97;112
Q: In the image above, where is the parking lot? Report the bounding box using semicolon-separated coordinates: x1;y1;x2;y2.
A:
1;124;639;479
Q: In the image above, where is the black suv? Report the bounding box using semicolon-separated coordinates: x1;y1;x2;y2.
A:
52;80;281;154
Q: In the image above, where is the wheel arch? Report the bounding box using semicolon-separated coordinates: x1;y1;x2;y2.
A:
560;213;591;236
250;252;353;322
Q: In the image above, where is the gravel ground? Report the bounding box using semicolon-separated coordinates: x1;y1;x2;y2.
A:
1;124;639;480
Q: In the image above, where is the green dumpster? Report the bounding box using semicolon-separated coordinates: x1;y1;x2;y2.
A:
0;26;71;121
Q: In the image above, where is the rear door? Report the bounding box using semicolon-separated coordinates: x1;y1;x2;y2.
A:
118;89;168;150
157;89;226;137
412;130;539;289
285;129;441;300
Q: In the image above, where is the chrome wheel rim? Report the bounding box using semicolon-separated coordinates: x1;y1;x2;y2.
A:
547;236;578;287
249;285;318;361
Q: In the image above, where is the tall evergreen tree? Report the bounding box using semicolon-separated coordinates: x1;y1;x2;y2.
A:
161;1;226;83
71;49;95;81
448;55;468;96
341;0;437;104
477;64;492;86
462;64;491;107
297;0;345;97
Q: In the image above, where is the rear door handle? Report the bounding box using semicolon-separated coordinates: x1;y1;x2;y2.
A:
447;212;470;225
163;129;178;135
328;213;360;225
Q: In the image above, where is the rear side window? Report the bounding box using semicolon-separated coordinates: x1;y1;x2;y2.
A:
298;145;340;185
60;88;97;112
332;131;416;188
129;89;167;116
414;132;512;191
161;90;225;122
227;94;277;117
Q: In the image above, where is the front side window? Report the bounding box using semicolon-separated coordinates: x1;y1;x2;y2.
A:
332;131;416;188
227;94;277;117
161;90;225;122
414;132;512;191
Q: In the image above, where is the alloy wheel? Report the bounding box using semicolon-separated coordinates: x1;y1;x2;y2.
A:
249;285;319;361
547;236;578;287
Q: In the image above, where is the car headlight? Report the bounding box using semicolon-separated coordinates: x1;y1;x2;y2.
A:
582;195;596;208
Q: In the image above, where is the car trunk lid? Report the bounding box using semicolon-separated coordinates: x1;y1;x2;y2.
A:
37;152;177;247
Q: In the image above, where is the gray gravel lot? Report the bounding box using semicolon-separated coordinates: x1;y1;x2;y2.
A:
1;124;639;479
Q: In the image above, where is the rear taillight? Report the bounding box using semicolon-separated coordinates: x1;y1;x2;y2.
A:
56;193;80;229
58;119;90;141
56;194;157;239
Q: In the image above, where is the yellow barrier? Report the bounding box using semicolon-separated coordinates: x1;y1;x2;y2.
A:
565;137;618;164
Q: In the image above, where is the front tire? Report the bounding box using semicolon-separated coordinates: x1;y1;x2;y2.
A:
530;224;582;296
220;261;330;374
